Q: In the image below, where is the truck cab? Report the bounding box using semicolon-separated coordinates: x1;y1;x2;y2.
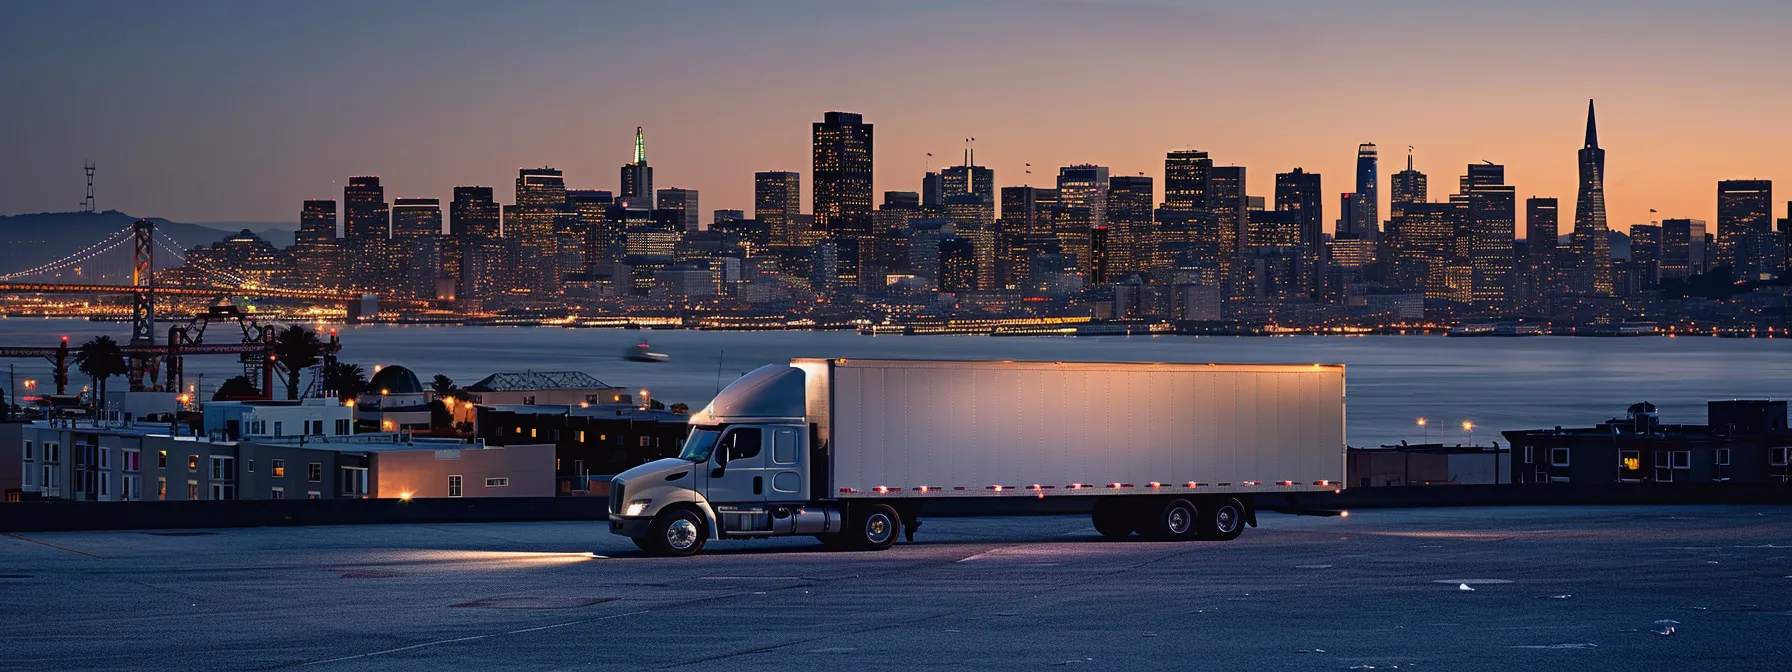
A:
609;364;895;556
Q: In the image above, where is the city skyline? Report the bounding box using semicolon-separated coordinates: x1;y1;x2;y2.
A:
3;1;1790;230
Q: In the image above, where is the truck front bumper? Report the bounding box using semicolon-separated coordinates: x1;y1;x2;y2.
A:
609;516;652;539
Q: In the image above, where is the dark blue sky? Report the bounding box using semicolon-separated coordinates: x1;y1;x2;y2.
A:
2;0;1788;231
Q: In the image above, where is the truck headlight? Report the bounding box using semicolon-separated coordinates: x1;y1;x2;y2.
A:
624;499;653;517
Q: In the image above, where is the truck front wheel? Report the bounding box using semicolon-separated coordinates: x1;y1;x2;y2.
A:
644;508;708;557
1198;497;1246;541
1091;498;1134;539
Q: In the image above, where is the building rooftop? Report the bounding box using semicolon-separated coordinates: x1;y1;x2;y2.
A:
368;365;425;396
465;371;614;392
480;404;686;422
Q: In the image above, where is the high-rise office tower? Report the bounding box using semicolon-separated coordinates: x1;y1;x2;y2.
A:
812;111;874;239
755;171;802;245
1088;225;1110;284
343;176;389;240
941;148;995;212
1000;186;1057;236
294;199;343;289
1056;165;1110;276
1570;100;1612;295
1524;197;1559;298
1336;193;1359;241
1351;143;1379;242
943;192;997;291
1454;163;1516;306
510;168;569;294
391;198;442;238
1389;149;1427;214
1385;201;1468;301
1274;168;1323;254
450;186;501;238
1210;166;1247;257
1163;150;1212;210
566;190;616;268
921;172;944;211
1716;179;1774;279
1104;176;1154;278
656;187;701;232
1659;218;1708;280
620;126;654;208
1629;223;1661;290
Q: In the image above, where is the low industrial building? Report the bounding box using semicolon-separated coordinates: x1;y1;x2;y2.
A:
463;370;630;408
370;442;555;499
1503;401;1792;485
1347;443;1509;487
204;398;355;441
476;403;688;495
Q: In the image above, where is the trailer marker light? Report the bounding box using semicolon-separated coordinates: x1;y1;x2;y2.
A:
1110;483;1122;489
914;486;929;493
1314;480;1330;486
1186;482;1198;488
1069;483;1085;489
954;487;967;491
989;485;1005;491
874;486;894;494
1217;482;1232;487
839;487;858;494
1277;480;1295;486
1149;482;1161;488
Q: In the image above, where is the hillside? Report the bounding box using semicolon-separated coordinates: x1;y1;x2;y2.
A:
0;211;294;274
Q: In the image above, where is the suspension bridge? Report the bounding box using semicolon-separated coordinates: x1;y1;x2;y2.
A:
0;219;349;398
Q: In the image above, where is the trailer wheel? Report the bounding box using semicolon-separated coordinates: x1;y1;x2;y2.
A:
850;504;901;550
1090;498;1134;539
1198;497;1246;541
644;507;708;556
1143;498;1199;541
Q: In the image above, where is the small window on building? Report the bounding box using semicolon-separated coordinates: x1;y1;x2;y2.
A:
98;476;109;497
530;428;537;438
186;481;198;500
1672;451;1691;469
157;477;167;500
485;477;509;487
1715;449;1730;466
448;475;463;497
124;449;141;473
99;449;110;470
578;431;586;442
22;441;31;460
306;491;320;500
157;450;167;468
44;443;59;462
247;459;254;473
1771;447;1789;466
273;421;283;437
308;463;322;482
1620;450;1640;472
640;436;651;447
188;454;199;471
1549;447;1570;467
272;459;286;478
335;419;350;435
271;487;285;499
599;434;607;442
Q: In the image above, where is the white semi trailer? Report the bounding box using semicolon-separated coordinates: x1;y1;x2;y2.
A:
609;358;1345;556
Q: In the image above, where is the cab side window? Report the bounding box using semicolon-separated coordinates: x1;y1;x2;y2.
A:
723;428;762;461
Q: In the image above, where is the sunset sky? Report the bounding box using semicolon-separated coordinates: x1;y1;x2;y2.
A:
2;0;1788;233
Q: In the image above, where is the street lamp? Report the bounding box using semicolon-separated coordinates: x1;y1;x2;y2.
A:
1417;417;1428;444
1462;420;1475;444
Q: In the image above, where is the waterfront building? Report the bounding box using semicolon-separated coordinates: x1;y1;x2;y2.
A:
1569;100;1612;295
1717;179;1775;280
1457;163;1516;307
656;187;701;232
755;171;802;245
1274;168;1323;255
1505;401;1792;485
620;126;653;208
1104;176;1154;278
475;404;688;494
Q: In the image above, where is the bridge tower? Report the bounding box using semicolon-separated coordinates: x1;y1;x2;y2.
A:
129;219;160;390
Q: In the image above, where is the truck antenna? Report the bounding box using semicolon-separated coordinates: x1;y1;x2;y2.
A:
715;350;726;395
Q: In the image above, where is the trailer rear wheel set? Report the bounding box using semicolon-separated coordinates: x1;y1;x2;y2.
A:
1092;495;1249;542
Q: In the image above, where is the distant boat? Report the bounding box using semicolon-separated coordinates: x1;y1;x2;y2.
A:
625;341;670;363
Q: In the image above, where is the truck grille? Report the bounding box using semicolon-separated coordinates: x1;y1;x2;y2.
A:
609;480;624;516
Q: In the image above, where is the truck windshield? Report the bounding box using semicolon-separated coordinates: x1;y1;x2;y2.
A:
678;427;721;462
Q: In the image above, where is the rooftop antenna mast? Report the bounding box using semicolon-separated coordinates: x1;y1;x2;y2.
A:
81;161;96;213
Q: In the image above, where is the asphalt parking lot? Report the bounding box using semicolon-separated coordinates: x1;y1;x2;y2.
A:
2;506;1790;671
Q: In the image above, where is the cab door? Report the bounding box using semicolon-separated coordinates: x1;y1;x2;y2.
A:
766;426;806;502
705;427;766;506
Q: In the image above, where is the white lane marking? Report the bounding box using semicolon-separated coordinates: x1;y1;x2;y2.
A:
1512;643;1598;650
1060;527;1095;536
957;549;1002;563
1432;579;1513;585
300;610;647;666
698;576;803;580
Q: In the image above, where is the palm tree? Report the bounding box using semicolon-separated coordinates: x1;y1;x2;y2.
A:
73;335;127;411
271;325;324;400
319;362;368;402
212;375;261;401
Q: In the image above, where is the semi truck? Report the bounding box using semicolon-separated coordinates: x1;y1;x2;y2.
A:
609;358;1345;556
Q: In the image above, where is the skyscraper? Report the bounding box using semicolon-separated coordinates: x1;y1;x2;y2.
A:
754;171;802;245
1389;149;1427;213
1716;179;1774;279
343;176;389;241
1524;197;1559;298
656;187;701;232
1274;168;1323;254
1163;150;1212;210
921;171;944;211
1660;218;1708;280
1569;100;1612;295
1351;143;1379;242
940;148;995;216
620;127;653;208
1056;165;1110;276
1104;176;1154;278
812;111;874;239
450;186;500;238
510;168;569;294
293;199;343;289
1456;163;1516;306
1209;166;1248;257
1000;186;1057;236
391;198;442;238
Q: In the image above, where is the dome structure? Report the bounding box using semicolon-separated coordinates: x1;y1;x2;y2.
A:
367;365;425;396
